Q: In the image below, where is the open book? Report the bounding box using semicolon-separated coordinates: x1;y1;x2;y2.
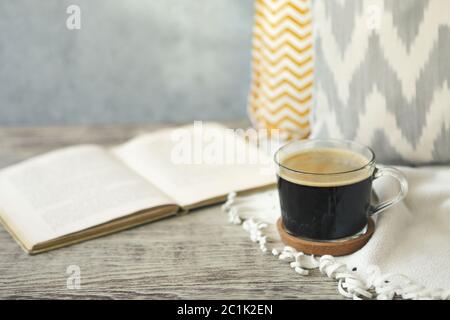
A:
0;123;276;254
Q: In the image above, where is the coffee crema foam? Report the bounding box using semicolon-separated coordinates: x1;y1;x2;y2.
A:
278;148;374;187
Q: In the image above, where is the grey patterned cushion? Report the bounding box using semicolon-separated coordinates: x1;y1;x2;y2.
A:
312;0;450;165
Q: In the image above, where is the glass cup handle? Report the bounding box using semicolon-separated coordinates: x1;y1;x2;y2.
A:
370;166;408;216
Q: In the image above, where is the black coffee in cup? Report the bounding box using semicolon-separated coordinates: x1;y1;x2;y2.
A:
277;148;373;240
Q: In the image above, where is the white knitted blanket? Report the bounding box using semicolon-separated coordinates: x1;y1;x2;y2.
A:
222;166;450;300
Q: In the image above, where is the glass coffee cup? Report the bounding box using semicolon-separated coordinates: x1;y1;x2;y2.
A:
274;139;408;241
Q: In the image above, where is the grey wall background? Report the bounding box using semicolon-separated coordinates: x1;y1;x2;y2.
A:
0;0;254;125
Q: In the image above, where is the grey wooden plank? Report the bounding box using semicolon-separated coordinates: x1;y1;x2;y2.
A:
0;123;342;299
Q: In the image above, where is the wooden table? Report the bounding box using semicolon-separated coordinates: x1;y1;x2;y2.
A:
0;123;342;299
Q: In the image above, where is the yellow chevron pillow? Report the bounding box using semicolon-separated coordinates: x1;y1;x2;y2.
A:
248;0;313;139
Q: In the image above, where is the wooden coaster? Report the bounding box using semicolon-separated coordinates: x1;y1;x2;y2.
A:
276;217;375;256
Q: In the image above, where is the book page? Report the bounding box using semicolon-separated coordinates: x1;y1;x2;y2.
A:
0;145;175;247
113;123;276;208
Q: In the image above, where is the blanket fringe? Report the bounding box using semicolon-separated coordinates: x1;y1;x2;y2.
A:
222;192;450;300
